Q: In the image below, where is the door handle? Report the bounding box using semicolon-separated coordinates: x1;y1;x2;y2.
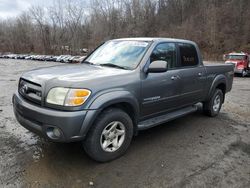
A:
198;72;202;77
171;75;180;80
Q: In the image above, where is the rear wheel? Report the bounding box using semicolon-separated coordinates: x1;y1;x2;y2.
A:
83;108;133;162
203;89;223;117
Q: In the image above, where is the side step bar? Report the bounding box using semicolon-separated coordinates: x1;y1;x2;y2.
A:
138;105;198;130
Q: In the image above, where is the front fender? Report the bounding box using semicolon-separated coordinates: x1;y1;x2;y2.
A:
79;90;139;138
89;90;139;112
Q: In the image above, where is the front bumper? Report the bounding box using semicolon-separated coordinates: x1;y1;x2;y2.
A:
234;68;244;74
13;92;96;142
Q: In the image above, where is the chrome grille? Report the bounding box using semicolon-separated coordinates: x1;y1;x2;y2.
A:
19;79;42;105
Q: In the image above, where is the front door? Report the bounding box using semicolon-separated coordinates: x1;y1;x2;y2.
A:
141;43;182;119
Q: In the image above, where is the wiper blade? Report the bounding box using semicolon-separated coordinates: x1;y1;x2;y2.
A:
99;63;128;70
82;61;95;65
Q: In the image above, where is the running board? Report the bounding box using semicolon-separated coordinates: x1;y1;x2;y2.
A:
138;105;198;130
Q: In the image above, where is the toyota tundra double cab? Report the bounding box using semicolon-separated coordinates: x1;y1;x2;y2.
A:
13;38;234;162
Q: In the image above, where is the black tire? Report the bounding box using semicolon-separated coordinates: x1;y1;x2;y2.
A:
203;89;223;117
83;108;133;162
241;69;247;77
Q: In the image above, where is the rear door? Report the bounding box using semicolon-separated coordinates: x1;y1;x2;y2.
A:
176;43;207;105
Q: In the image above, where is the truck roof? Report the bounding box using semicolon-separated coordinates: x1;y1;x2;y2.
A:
228;52;248;56
113;37;195;44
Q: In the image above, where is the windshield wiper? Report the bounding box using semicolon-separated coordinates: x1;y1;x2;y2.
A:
83;61;95;65
99;63;129;70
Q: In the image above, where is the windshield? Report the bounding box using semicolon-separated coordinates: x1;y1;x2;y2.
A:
227;55;246;60
84;40;150;69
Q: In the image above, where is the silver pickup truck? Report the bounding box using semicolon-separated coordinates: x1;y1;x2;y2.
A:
13;38;234;162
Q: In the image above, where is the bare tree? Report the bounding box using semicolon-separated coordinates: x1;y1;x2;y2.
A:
30;6;51;54
0;0;249;60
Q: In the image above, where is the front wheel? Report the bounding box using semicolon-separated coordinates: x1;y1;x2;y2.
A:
83;108;133;162
241;69;247;77
203;89;223;117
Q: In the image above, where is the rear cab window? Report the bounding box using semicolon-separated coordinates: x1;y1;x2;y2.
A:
178;43;199;67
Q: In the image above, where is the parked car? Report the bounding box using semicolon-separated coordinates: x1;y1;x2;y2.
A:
18;54;28;59
32;55;38;60
13;38;234;162
25;55;34;60
7;54;17;59
67;56;76;63
38;55;46;61
71;56;86;63
69;56;80;63
225;52;249;77
31;55;38;60
56;55;66;62
14;54;19;59
44;55;54;61
51;56;59;62
3;54;10;58
61;55;72;63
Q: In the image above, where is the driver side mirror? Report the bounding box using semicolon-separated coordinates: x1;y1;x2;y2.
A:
148;60;168;73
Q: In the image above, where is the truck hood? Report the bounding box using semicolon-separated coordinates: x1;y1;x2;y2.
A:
225;60;244;64
21;64;130;85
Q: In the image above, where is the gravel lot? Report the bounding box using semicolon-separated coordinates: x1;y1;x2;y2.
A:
0;59;250;188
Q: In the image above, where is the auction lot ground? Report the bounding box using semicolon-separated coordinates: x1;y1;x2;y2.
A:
0;59;250;188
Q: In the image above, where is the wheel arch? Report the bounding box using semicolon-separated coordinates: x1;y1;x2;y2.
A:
80;91;140;138
207;75;227;103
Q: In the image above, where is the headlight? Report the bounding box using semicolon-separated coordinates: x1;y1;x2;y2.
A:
46;87;91;106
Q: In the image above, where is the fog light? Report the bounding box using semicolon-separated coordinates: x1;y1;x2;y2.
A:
53;128;61;137
46;127;62;139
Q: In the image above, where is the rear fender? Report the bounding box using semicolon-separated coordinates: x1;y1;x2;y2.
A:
206;75;227;101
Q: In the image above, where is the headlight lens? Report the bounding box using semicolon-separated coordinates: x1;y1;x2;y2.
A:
46;87;69;105
46;87;91;106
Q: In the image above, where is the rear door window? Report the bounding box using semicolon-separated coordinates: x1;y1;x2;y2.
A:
178;43;199;67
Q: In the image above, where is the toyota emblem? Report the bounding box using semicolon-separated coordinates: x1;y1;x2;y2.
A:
21;84;29;94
